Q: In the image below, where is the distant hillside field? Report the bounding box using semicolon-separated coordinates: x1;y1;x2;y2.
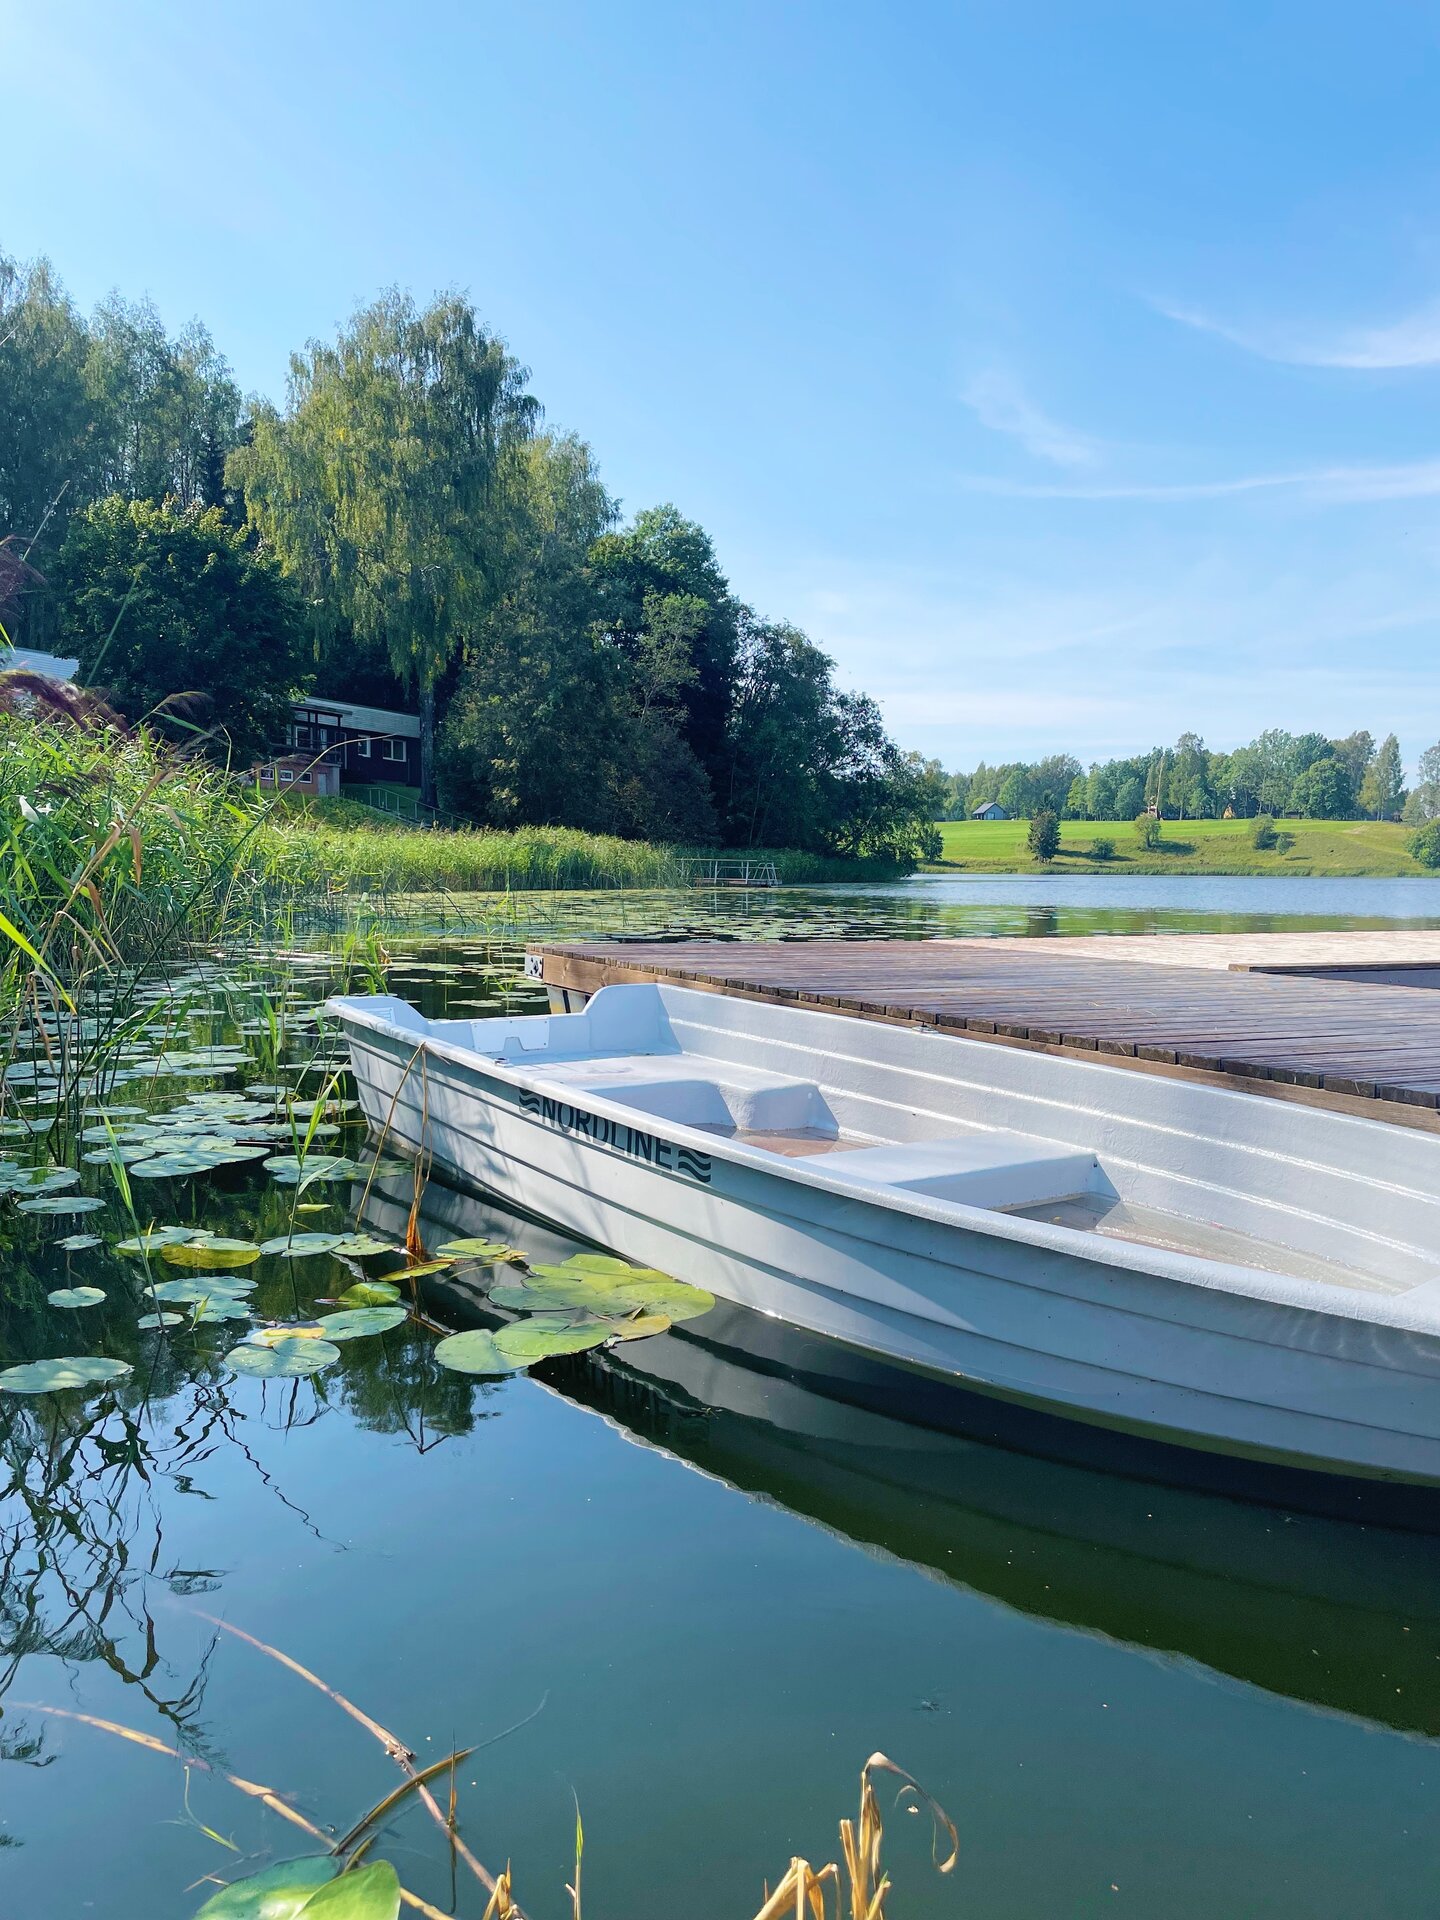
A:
931;817;1430;876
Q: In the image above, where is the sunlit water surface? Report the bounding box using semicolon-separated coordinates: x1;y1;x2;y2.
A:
4;877;1440;1918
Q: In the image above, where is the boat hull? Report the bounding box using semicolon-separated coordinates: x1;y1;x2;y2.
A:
333;1008;1440;1490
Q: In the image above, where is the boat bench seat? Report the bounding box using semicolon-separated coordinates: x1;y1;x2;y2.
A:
544;1057;835;1135
817;1133;1099;1212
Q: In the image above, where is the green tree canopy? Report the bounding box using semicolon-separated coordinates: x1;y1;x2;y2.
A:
1360;733;1406;819
50;495;311;763
232;290;539;802
1289;757;1353;819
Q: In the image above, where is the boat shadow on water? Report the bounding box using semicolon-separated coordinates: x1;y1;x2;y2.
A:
365;1174;1440;1746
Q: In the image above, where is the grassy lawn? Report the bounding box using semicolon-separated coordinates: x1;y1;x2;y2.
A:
931;816;1430;876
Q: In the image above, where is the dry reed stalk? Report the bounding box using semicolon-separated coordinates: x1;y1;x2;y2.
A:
199;1613;525;1917
14;1701;454;1920
752;1753;957;1920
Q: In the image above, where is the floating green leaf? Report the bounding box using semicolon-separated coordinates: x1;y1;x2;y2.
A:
224;1338;340;1378
0;1355;132;1394
263;1154;360;1184
317;1306;408;1342
388;1259;451;1279
137;1311;184;1330
151;1277;256;1304
191;1852;337;1919
8;1167;80;1194
335;1280;402;1308
259;1232;342;1258
434;1239;526;1263
520;1259;714;1322
328;1233;396;1258
46;1286;106;1309
160;1237;263;1269
493;1315;611;1362
432;1328;526;1376
191;1297;253;1324
293;1861;401;1920
249;1322;326;1346
18;1194;107;1216
56;1233;103;1251
606;1312;673;1341
117;1226;198;1253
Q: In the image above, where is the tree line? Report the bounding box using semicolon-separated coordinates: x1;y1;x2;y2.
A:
0;253;940;862
943;729;1440;825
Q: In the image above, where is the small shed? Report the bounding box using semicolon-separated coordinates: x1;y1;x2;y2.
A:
971;801;1009;821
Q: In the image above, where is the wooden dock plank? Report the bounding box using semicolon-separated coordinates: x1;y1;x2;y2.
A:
533;936;1440;1130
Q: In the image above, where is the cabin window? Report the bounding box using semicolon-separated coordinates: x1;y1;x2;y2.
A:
279;769;295;785
383;738;406;762
355;736;372;758
292;725;312;750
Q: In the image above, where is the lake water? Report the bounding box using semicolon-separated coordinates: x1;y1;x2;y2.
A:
5;878;1440;1918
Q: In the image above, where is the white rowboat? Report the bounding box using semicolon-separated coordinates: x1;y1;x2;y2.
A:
328;982;1440;1494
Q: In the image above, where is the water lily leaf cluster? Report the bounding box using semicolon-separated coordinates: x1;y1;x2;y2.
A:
433;1252;713;1378
491;1254;715;1325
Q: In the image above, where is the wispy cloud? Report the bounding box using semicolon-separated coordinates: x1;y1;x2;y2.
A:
956;458;1440;503
1154;297;1440;370
958;368;1098;467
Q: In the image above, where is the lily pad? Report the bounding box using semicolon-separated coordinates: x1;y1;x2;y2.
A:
224;1338;340;1378
46;1286;106;1309
151;1277;256;1304
520;1260;715;1322
0;1355;132;1394
432;1328;527;1376
387;1259;452;1279
137;1311;184;1329
605;1312;673;1341
159;1237;262;1270
9;1167;80;1194
56;1233;103;1251
190;1297;253;1324
129;1151;229;1178
316;1306;408;1342
117;1226;199;1253
18;1195;107;1216
335;1280;402;1308
328;1233;397;1258
263;1154;360;1184
259;1232;342;1258
293;1861;401;1920
249;1322;326;1345
434;1239;526;1263
493;1314;611;1362
192;1852;338;1919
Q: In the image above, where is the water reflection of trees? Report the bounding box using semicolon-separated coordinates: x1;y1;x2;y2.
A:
0;1324;495;1789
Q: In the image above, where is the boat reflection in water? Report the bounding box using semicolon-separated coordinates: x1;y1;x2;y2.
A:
364;1177;1440;1742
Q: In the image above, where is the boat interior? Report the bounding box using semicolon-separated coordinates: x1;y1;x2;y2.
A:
357;984;1440;1301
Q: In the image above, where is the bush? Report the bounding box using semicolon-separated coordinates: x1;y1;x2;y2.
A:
1410;822;1440;869
1274;830;1295;854
1027;810;1060;863
1251;814;1278;850
1090;837;1115;862
1133;813;1163;851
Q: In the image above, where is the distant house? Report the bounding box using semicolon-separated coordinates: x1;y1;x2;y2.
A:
9;657;425;796
280;696;422;791
971;801;1008;821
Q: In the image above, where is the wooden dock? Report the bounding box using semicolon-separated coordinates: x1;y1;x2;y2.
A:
534;934;1440;1130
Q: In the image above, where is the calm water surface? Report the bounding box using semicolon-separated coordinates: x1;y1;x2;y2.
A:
4;879;1440;1917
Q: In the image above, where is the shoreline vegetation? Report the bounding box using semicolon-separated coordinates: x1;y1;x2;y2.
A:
929;815;1440;877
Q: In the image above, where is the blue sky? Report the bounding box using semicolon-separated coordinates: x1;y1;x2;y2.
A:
6;0;1440;772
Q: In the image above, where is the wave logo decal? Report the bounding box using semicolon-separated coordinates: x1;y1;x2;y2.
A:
516;1088;712;1185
